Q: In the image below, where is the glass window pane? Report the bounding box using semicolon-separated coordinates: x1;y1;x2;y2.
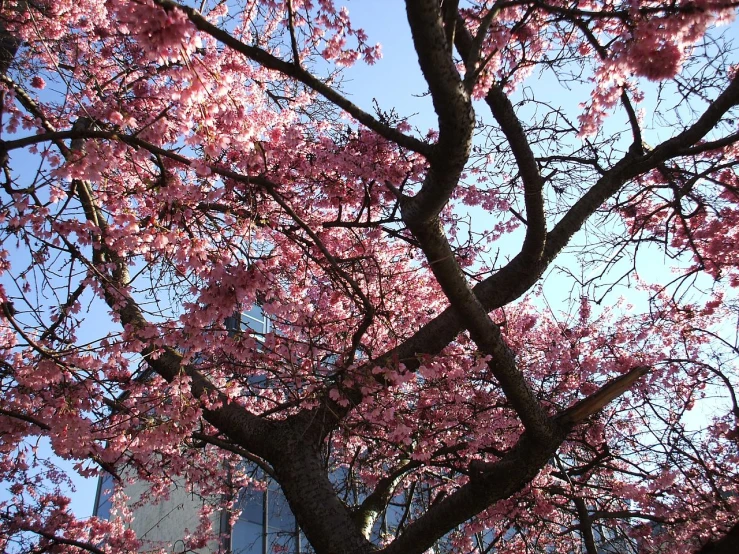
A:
268;487;295;532
241;306;267;334
243;305;265;322
232;482;300;554
94;473;114;520
237;489;264;525
225;315;240;332
232;520;263;554
267;531;296;554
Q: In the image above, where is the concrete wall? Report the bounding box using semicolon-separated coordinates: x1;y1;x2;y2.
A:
94;474;225;553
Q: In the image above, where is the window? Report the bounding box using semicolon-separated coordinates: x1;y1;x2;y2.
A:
231;483;301;554
92;471;114;520
93;305;299;554
225;306;271;338
227;307;300;553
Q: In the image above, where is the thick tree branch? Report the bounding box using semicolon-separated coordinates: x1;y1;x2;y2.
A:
271;439;375;554
590;510;675;524
573;497;599;554
352;458;420;539
0;406;50;429
4;109;281;464
402;0;474;225
373;73;739;383
380;364;648;554
398;3;552;441
382;430;564;554
0;21;20;76
14;525;106;554
407;217;555;441
190;432;276;479
460;6;501;91
441;0;460;48
557;366;650;425
481;82;548;261
676;130;739;156
693;521;739;554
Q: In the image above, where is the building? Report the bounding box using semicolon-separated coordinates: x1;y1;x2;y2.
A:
94;472;301;553
93;306;302;553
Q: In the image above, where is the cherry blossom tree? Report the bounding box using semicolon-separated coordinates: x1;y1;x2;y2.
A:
1;0;739;552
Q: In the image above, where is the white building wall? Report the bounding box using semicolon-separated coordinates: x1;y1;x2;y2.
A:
94;473;225;553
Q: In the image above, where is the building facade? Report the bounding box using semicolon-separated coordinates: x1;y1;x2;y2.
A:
92;306;302;553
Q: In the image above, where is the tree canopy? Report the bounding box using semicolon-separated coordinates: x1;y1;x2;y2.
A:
1;0;739;553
